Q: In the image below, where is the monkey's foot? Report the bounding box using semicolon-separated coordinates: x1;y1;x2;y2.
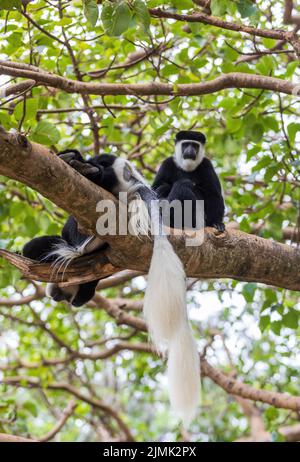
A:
212;222;225;233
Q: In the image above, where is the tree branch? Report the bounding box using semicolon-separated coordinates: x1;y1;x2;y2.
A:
1;128;300;292
38;401;77;442
149;8;300;59
284;0;300;25
0;62;298;98
0;433;37;442
149;8;291;41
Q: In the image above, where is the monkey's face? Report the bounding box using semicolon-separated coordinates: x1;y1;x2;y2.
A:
174;140;205;172
112;157;148;196
182;141;200;160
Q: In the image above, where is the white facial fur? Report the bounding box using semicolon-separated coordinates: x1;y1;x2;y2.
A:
112;157;148;196
174;139;205;172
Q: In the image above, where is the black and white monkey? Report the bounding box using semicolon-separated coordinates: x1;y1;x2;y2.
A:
22;149;199;424
146;130;225;423
23;151;152;306
153;130;225;232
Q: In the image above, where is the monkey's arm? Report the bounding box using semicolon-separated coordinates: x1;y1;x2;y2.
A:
201;159;225;232
152;159;173;198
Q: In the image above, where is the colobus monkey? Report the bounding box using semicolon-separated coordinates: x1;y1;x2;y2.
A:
153;130;225;232
22;149;198;424
23;150;154;306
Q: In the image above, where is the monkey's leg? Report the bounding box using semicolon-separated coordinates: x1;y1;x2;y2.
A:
204;194;225;232
71;280;99;307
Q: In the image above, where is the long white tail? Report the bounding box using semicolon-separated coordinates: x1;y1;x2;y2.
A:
143;206;200;425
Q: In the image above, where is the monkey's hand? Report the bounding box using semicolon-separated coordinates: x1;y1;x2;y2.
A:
58;150;100;177
212;222;225;233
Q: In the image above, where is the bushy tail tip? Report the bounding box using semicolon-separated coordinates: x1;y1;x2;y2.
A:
167;324;201;427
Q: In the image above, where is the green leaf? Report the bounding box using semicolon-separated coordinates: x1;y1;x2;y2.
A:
189;22;202;35
0;0;21;10
210;0;227;16
263;117;279;132
270;321;282;335
286;61;299;77
237;0;257;18
250;123;264;143
262;38;277;49
264;165;278;182
252;155;272;172
101;1;132;36
0;111;12;130
270;303;284;315
257;56;275;75
265;407;279;421
171;0;194;8
23;400;38;417
287;123;300;144
226;116;242;133
83;0;99;27
133;0;150;31
31;121;60;145
282;309;299;329
14;99;38;122
242;283;256;303
259;315;270;332
246;145;260;161
264;289;278;306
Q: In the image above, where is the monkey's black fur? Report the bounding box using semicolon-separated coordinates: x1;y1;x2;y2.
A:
152;131;225;231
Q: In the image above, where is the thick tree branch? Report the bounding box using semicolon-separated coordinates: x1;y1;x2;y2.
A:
0;433;37;442
1;128;300;292
0;62;298;98
279;423;300;442
200;358;300;412
149;8;300;59
149;8;293;41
